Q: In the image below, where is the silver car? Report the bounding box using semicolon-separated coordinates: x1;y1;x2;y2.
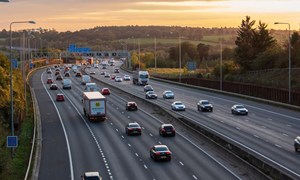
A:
171;101;185;111
163;90;174;99
231;104;248;115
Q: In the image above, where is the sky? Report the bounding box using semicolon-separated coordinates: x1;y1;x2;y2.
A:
0;0;299;32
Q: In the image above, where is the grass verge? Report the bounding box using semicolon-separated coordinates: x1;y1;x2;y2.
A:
0;85;34;180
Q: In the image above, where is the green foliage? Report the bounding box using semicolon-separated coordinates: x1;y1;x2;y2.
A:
197;43;210;62
235;16;275;71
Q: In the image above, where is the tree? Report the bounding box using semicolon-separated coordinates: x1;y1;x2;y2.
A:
235;16;256;71
197;43;210;63
235;16;275;71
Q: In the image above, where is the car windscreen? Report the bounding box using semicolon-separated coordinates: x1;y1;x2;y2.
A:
156;147;168;151
129;124;139;128
163;126;173;130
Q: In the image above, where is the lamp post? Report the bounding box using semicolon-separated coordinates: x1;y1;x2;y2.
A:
274;22;291;103
138;39;140;70
10;21;35;137
220;37;223;91
147;34;157;69
171;31;181;82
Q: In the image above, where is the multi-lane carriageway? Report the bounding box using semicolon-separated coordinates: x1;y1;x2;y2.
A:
29;62;300;180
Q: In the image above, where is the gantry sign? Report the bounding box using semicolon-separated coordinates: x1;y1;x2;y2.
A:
65;44;130;58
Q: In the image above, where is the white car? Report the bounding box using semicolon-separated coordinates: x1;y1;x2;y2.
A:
171;101;185;111
123;75;131;81
115;76;122;82
231;104;248;115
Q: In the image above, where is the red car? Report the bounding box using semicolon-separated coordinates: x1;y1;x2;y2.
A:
101;88;110;95
47;78;53;84
56;94;65;101
126;102;138;111
150;145;172;161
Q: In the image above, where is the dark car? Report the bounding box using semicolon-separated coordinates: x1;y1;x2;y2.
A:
100;71;105;75
101;88;110;95
126;102;138;111
55;71;60;76
231;104;248;115
150;145;172;161
125;123;142;135
295;136;300;152
159;124;175;137
56;75;63;80
145;91;157;99
114;68;120;73
197;100;213;112
64;72;70;77
104;73;110;78
76;72;82;77
47;78;53;84
50;84;58;90
56;94;65;101
144;85;153;92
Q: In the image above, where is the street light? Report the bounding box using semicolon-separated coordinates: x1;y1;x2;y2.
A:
147;34;157;69
10;21;35;137
138;39;140;70
274;22;291;103
171;31;181;82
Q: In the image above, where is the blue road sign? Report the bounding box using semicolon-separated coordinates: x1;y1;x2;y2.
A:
7;136;18;148
12;59;18;69
187;61;197;71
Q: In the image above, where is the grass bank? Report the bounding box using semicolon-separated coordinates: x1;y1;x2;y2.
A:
0;85;34;180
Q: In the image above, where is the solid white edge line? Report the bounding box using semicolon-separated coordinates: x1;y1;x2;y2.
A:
41;72;74;180
61;81;114;180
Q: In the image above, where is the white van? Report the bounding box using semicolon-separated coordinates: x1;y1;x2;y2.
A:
62;79;72;89
81;75;91;85
85;83;98;92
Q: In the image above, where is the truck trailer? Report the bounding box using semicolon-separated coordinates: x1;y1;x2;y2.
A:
132;71;149;85
83;92;106;121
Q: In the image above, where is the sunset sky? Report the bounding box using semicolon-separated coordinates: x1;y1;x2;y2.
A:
0;0;299;32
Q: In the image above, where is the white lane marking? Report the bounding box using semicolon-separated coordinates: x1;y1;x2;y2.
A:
144;165;148;169
110;122;113;125
261;126;266;129
128;116;130;119
121;135;124;139
54;83;114;179
116;129;119;132
158;141;162;145
235;127;240;130
179;161;184;166
192;175;198;179
41;72;74;180
142;127;145;130
128;143;131;147
220;120;224;123
275;144;282;148
253;135;259;138
283;133;289;137
286;124;292;127
132;105;242;179
149;133;153;137
135;153;139;157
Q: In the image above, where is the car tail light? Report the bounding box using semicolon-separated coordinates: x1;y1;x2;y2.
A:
155;152;160;155
161;129;166;132
166;152;171;155
172;128;175;132
128;128;132;131
138;128;141;131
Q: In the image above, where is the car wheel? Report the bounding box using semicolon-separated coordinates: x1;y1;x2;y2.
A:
197;106;200;111
172;133;175;137
231;110;234;114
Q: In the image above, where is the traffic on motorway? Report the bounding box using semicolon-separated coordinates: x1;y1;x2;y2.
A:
29;59;300;180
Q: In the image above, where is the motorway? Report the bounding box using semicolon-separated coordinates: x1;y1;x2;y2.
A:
29;64;255;179
84;61;300;179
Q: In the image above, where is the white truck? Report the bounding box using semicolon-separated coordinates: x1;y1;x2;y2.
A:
132;71;150;85
83;92;106;121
